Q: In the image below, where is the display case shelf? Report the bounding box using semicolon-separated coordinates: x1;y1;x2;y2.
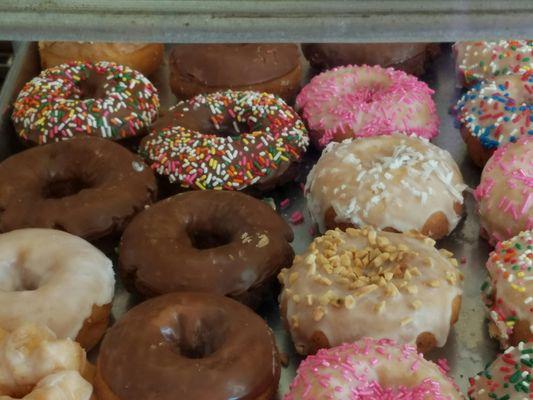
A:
1;0;532;42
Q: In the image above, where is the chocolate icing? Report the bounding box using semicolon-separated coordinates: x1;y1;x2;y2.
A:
302;43;438;74
97;292;281;400
0;137;157;241
119;190;294;299
169;44;300;86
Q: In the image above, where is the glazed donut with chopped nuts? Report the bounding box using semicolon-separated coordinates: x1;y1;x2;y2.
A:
455;74;533;167
467;342;532;400
285;338;464;400
12;61;159;145
140;90;309;191
0;324;93;400
454;40;532;86
305;134;467;239
0;229;115;350
278;227;463;355
295;64;439;148
474;136;532;245
482;230;533;348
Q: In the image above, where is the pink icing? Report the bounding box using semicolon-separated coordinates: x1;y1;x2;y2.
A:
285;338;458;400
296;65;439;148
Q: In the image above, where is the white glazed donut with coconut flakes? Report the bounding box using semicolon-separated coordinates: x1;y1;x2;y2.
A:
305;134;467;240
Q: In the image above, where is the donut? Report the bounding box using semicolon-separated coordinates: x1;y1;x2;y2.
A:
140;90;309;192
481;230;533;348
474;136;532;245
305;134;466;239
168;44;301;103
278;227;463;355
119;190;294;305
295;64;439;148
455;74;533;167
38;42;164;76
0;324;92;399
302;43;440;76
95;292;280;400
0;229;115;350
12;61;160;145
454;40;533;86
0;137;157;241
468;342;532;399
285;338;463;399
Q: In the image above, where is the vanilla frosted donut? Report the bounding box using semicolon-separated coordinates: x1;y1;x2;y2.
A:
278;228;463;355
285;338;463;400
295;64;439;148
0;324;92;400
474;137;533;245
454;40;532;86
0;229;115;350
468;342;532;400
305;134;467;239
482;230;533;348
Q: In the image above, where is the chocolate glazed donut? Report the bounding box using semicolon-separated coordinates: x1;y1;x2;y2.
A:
95;292;281;400
0;137;157;241
119;190;294;306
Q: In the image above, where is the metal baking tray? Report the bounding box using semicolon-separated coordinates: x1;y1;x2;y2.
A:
0;42;498;397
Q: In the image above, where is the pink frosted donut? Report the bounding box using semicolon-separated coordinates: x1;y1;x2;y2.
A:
284;338;463;400
474;135;532;246
295;64;439;148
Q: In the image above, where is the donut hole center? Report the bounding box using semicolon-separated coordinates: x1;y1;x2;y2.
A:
161;310;227;359
211;115;250;138
77;73;108;100
43;177;92;199
186;225;232;250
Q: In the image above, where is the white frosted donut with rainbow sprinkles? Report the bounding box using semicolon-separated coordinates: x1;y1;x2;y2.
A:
295;64;439;148
284;338;463;400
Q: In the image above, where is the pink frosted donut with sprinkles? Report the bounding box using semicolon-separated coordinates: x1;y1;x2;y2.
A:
295;64;439;149
474;136;532;246
12;61;160;145
454;40;533;86
481;230;533;348
140;90;309;191
455;74;533;167
284;338;463;400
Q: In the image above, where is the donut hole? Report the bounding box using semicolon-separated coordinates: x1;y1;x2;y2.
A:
43;176;92;199
161;310;228;359
211;115;250;138
186;225;232;250
77;73;108;100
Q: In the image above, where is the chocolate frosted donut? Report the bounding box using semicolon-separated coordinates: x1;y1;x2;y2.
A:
95;292;281;400
302;43;440;76
169;44;302;103
119;190;294;304
0;137;156;241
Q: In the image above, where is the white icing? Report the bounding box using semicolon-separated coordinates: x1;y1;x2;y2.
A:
0;229;114;340
305;134;467;236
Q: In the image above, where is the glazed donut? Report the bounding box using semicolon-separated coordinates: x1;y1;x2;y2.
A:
169;44;301;103
140;90;309;192
302;43;440;76
482;230;533;347
468;342;532;399
119;190;294;305
455;74;533;167
39;42;164;77
12;61;159;145
285;338;463;400
474;136;532;245
95;292;280;400
0;324;92;399
295;64;439;148
0;137;156;241
0;229;115;350
305;134;466;239
278;227;463;355
454;40;533;86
